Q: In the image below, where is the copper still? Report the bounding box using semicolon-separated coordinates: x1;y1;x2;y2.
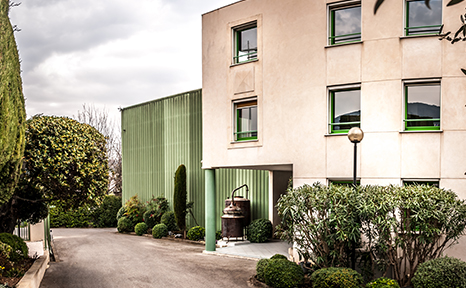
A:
221;184;249;239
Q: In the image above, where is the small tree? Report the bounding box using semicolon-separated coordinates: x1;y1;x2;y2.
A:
0;0;26;206
173;164;187;233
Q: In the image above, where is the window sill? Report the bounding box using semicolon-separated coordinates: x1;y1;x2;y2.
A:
325;41;362;49
230;59;258;67
230;139;259;144
399;130;443;134
325;133;349;137
400;34;440;40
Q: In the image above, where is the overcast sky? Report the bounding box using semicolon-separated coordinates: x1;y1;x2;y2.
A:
9;0;238;123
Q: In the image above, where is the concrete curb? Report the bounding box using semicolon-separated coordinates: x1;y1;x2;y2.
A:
16;252;50;288
203;250;260;261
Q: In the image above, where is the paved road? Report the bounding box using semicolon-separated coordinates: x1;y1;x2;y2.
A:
40;228;257;288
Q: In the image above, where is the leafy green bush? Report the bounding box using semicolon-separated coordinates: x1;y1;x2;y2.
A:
276;183;360;268
366;277;400;288
256;259;269;282
263;259;304;288
358;185;466;286
161;211;179;232
144;196;169;227
0;233;28;261
270;254;288;260
117;217;132;233
0;242;12;260
92;195;122;227
187;226;205;241
411;256;466;288
134;222;148;236
122;195;145;229
311;267;363;288
116;206;127;221
152;223;168;239
246;218;272;243
216;230;222;240
50;203;94;228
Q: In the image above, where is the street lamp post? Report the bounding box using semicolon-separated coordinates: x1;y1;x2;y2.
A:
347;127;364;270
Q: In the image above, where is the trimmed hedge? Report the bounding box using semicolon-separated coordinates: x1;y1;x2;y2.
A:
187;226;205;241
311;267;363;288
412;257;466;288
117;217;132;233
256;259;269;282
263;259;304;288
134;222;148;236
152;223;168;239
161;211;179;232
246;218;273;243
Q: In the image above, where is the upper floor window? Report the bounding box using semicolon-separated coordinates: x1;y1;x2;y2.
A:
329;87;361;134
233;22;257;64
235;100;257;141
405;0;442;36
404;82;440;131
329;2;361;45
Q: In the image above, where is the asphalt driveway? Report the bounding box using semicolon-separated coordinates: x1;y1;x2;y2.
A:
40;228;257;288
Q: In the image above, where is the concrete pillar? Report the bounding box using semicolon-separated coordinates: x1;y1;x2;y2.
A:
205;169;216;251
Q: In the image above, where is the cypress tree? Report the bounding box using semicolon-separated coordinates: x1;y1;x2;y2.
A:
174;164;187;232
0;0;26;206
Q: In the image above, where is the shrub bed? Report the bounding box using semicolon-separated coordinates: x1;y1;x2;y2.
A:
117;217;132;233
152;223;168;239
366;277;400;288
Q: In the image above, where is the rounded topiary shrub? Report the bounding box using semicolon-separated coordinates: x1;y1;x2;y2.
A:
256;258;270;282
263;259;304;288
366;277;400;288
311;267;363;288
412;256;466;288
134;222;148;236
161;211;179;232
187;226;205;241
270;254;288;260
143;210;158;229
117;216;132;233
246;218;273;243
0;233;28;261
152;223;168;239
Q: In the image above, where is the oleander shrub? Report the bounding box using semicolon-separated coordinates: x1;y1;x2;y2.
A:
263;259;304;288
311;267;363;288
366;277;400;288
246;218;273;243
0;233;28;261
161;211;179;232
117;217;132;233
187;226;205;241
411;256;466;288
134;222;148;236
270;254;288;260
152;223;168;239
256;258;270;282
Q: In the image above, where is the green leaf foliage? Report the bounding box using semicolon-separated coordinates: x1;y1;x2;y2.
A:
173;164;187;231
152;223;168;239
412;257;466;288
122;195;144;229
92;195;122;227
186;226;205;241
263;259;304;288
117;217;132;233
256;259;269;282
0;0;26;206
246;218;273;243
366;277;400;288
161;211;179;232
311;267;363;288
21;116;108;205
0;233;28;262
134;222;148;236
143;196;169;229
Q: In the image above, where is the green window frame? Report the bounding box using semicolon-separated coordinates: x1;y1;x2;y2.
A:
404;82;440;131
329;2;361;45
235;100;257;141
405;0;442;36
233;23;257;64
329;88;361;134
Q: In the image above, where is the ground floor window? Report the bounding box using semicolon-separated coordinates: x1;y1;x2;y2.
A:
404;82;440;131
329;87;361;134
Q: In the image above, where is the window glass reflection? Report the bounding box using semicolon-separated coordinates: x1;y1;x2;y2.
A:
332;89;360;131
333;6;361;43
406;84;440;128
407;0;442;35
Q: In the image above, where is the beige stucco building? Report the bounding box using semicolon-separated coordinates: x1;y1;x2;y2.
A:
201;0;466;256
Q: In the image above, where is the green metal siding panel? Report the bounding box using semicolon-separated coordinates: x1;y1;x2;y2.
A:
122;89;268;230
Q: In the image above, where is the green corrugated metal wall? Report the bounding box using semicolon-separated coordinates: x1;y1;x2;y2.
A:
121;89;268;230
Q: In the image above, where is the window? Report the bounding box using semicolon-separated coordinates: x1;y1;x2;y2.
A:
405;0;442;36
329;88;361;134
404;82;440;131
235;100;257;141
329;2;361;45
233;23;257;64
329;180;360;186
